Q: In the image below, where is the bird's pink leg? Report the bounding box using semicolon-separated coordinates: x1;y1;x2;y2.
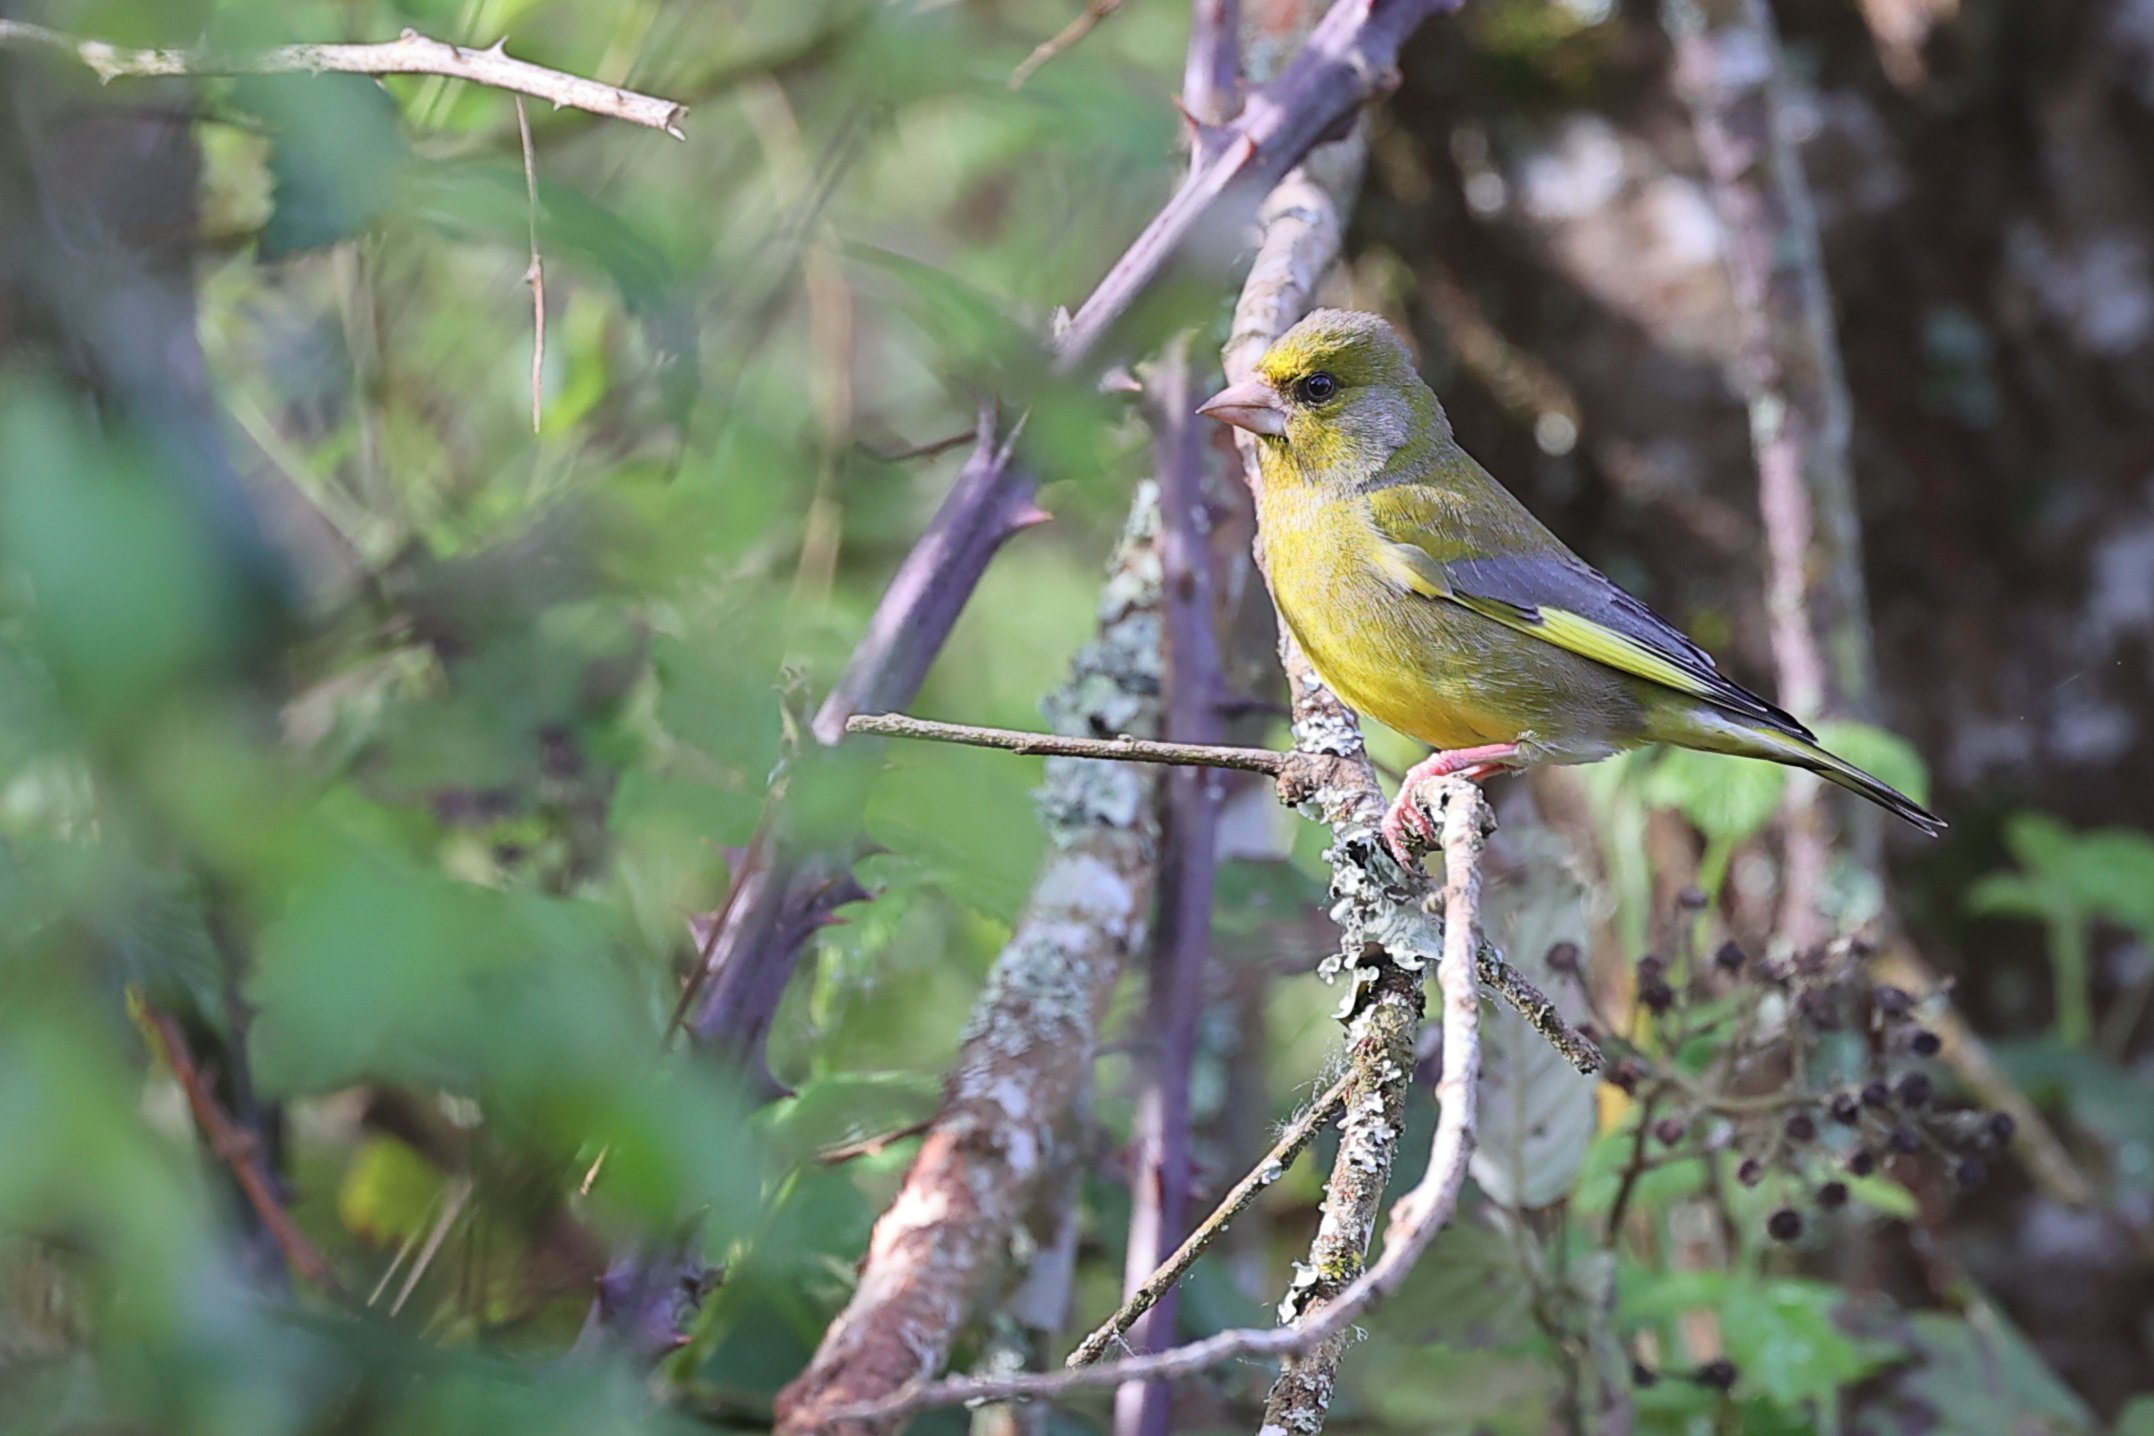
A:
1380;743;1522;867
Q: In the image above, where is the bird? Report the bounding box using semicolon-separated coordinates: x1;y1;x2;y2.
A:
1196;308;1943;866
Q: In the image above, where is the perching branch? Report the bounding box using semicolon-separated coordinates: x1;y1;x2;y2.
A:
1068;1075;1349;1369
0;21;689;135
819;780;1494;1428
850;709;1600;1075
843;712;1286;775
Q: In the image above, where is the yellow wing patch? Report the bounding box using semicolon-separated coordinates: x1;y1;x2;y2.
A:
1448;593;1726;704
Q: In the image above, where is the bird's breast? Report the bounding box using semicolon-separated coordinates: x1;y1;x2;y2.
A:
1257;482;1643;757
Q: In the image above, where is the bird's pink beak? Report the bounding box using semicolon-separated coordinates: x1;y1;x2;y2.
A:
1196;378;1289;437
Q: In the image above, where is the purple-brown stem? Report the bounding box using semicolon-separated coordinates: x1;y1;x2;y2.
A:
1115;337;1226;1436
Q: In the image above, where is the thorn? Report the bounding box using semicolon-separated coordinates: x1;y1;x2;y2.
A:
487;35;509;55
1008;502;1055;532
1051;306;1074;343
1099;366;1144;395
399;26;420;41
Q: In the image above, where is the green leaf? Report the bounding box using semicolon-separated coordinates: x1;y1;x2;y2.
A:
1639;747;1787;843
1471;828;1597;1209
235;75;411;257
1716;1280;1898;1413
1896;1310;2095;1435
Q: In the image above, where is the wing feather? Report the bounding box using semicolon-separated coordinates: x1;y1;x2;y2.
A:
1368;492;1813;741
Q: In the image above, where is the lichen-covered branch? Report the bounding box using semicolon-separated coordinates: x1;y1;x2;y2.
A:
817;782;1495;1428
0;20;689;135
771;493;1169;1436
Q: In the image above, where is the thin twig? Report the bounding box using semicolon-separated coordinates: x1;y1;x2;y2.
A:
143;1009;341;1295
1068;1076;1348;1368
844;712;1287;776
514;96;545;433
814;1117;936;1166
823;782;1493;1428
1475;949;1602;1074
0;21;689;135
1009;0;1126;90
851;711;1598;1075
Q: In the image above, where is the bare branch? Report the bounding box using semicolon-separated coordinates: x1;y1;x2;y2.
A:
1053;0;1461;369
0;21;689;135
844;711;1286;776
1009;0;1128;90
143;1009;341;1296
1069;1076;1348;1369
818;782;1495;1428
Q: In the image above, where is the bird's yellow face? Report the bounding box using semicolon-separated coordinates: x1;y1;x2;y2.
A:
1198;309;1442;491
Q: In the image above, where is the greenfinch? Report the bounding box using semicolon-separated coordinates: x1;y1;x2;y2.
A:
1198;309;1943;863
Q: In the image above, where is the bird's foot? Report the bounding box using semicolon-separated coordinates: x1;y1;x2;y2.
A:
1380;743;1521;869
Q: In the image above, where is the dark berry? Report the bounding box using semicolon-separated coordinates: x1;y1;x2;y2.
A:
1896;1072;1932;1109
1737;1157;1764;1187
1639;980;1675;1015
1753;957;1789;986
1637;954;1666;982
1713;941;1747;974
1676;886;1709;912
1955;1158;1988;1190
1545;941;1581;974
1692;1358;1738;1391
1847;1149;1877;1177
1985;1111;2016;1146
1576;1021;1599;1041
1888;1127;1922;1156
1784;1112;1818;1143
1766;1207;1804;1241
1654;1116;1688;1148
1829;1092;1861;1125
1631;1362;1659;1388
1816;1180;1850;1210
1873;985;1913;1018
1861;1080;1893;1109
1909;1029;1943;1058
1607;1058;1644;1096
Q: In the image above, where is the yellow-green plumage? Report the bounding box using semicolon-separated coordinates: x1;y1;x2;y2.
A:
1217;309;1943;836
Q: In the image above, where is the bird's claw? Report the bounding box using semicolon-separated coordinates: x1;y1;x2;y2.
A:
1380;783;1444;869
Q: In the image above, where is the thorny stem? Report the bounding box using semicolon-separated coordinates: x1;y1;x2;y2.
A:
0;21;690;135
1117;335;1228;1436
142;1008;341;1296
1068;1076;1349;1368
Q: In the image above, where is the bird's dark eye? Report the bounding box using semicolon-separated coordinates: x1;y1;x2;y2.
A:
1297;371;1339;403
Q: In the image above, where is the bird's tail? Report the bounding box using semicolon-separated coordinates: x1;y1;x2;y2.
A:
1745;726;1947;836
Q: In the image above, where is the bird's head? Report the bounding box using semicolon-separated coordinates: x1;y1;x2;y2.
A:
1197;309;1443;487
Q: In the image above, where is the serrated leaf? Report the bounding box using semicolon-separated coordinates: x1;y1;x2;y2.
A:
1471;828;1597;1209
